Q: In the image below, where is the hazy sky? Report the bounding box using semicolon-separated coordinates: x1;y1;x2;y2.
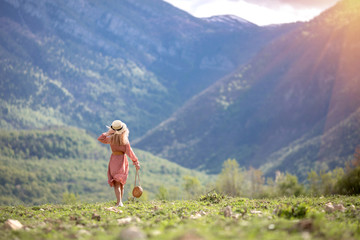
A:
163;0;340;25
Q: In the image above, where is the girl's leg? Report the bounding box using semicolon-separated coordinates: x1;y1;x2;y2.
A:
113;182;121;206
120;183;124;202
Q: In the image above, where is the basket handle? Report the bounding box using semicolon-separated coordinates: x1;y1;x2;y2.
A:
134;169;141;187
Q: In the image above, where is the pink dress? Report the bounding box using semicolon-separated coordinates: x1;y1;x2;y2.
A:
97;133;140;187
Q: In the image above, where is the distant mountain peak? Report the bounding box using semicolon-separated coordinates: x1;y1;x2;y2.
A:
202;15;257;28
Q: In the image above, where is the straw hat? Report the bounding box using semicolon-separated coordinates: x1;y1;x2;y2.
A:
107;120;127;135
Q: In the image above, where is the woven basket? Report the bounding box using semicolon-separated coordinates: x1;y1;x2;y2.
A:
132;169;143;198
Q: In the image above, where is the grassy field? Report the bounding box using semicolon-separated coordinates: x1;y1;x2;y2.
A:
1;195;359;240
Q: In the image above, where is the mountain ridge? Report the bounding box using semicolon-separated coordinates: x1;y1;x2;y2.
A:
0;0;297;138
134;0;360;177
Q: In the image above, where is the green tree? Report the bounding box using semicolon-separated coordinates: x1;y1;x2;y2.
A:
276;172;304;197
336;167;360;195
322;168;344;195
215;159;244;196
156;186;168;200
247;167;265;198
168;186;180;200
307;170;321;196
62;192;78;204
183;175;202;199
308;168;344;196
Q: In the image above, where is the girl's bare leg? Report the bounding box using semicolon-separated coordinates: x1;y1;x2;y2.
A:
120;183;124;202
114;182;122;206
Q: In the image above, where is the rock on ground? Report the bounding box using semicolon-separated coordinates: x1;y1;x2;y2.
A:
325;202;346;213
176;231;205;240
5;219;23;230
224;206;232;217
117;216;141;225
118;226;146;240
105;207;123;213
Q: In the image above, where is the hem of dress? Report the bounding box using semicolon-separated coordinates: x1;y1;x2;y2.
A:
108;174;127;187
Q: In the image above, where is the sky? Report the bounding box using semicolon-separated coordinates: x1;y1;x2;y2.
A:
163;0;341;26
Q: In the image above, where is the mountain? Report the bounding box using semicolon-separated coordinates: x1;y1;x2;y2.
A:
202;15;257;29
134;0;360;179
0;0;297;138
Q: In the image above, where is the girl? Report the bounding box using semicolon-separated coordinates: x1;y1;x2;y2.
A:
98;120;140;207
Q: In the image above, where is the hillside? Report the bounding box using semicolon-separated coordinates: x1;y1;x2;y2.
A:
0;0;297;138
0;128;212;205
134;0;360;178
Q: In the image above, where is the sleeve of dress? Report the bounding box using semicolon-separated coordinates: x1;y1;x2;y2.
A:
97;133;110;144
126;143;140;167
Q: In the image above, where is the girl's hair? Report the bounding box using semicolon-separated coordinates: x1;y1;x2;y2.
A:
110;129;129;145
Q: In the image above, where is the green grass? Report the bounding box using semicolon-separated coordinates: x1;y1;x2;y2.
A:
1;195;359;240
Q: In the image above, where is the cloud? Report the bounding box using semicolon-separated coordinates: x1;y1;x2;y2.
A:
239;0;340;9
163;0;339;25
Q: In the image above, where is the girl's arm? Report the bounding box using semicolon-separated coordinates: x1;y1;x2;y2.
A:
97;133;110;144
97;129;115;144
126;143;140;170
